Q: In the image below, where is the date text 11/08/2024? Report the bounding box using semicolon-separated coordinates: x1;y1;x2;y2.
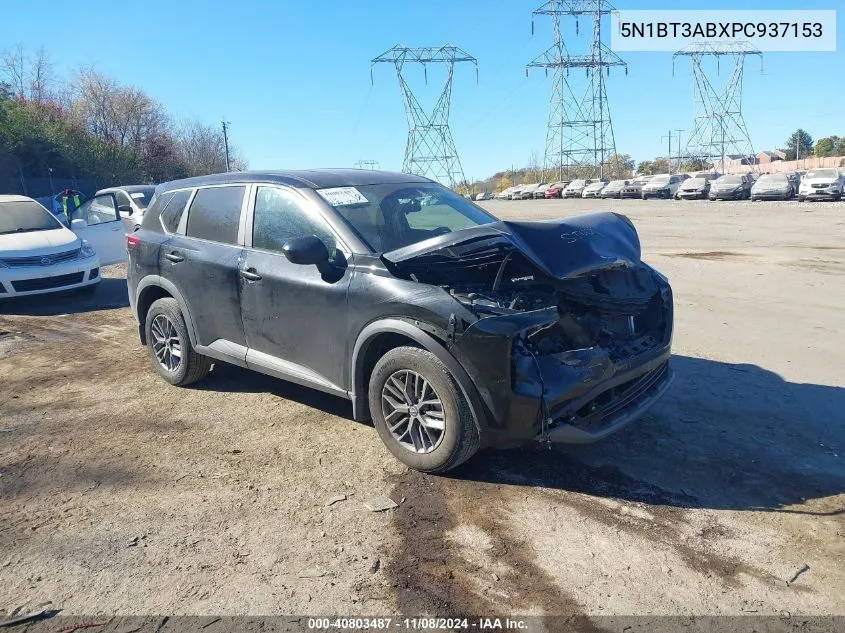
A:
307;617;529;630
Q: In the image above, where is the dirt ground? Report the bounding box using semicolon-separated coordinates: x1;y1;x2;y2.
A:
1;198;843;618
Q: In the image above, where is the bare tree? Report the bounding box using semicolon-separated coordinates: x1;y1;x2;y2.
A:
28;46;55;103
1;44;28;98
72;68;169;156
175;119;227;175
0;44;56;103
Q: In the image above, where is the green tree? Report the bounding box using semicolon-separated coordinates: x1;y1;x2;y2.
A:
636;158;668;175
814;136;844;158
603;153;634;179
784;129;814;160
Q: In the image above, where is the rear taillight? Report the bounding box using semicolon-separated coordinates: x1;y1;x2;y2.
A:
127;234;140;250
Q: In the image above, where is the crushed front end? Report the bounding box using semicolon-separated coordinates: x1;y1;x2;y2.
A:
383;212;674;448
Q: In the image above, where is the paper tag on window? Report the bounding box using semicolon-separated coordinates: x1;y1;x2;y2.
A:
317;187;368;206
130;192;147;199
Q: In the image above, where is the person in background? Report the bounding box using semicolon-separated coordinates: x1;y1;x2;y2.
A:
61;188;81;224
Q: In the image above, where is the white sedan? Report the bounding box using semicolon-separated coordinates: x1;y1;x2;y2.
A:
0;195;126;298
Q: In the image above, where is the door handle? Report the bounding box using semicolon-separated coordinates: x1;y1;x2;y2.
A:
240;268;262;281
165;252;184;263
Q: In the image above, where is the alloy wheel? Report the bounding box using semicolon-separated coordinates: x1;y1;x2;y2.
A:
150;314;182;372
381;369;445;453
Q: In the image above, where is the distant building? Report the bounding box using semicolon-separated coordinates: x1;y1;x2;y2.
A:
756;150;787;164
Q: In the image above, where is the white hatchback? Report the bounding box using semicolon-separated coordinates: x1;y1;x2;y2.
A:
0;195;125;298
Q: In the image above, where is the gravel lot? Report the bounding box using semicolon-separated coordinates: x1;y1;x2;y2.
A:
1;197;843;617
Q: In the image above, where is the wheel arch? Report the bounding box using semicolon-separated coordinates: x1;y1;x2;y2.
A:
135;276;198;346
350;319;487;438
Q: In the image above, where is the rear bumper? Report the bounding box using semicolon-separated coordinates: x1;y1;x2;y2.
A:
0;258;101;298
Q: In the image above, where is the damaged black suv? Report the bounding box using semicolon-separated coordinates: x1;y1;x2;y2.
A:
127;170;674;472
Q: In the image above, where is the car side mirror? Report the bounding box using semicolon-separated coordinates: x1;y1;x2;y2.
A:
282;235;329;266
118;204;133;216
70;218;88;230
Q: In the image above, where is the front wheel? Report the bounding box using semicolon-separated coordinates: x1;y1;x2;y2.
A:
368;346;480;473
145;297;212;386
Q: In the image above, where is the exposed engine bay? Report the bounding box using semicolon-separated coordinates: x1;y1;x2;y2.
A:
381;211;675;445
393;242;669;362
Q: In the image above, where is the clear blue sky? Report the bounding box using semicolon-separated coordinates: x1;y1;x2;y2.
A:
6;0;843;179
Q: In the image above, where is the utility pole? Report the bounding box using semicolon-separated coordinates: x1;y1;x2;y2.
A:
221;120;231;172
661;130;673;174
675;129;685;173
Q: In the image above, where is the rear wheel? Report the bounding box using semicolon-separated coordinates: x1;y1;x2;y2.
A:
145;298;212;386
368;346;479;473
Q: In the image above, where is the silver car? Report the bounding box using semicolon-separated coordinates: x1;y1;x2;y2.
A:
797;168;844;202
600;180;630;199
750;173;795;201
96;185;157;232
582;180;608;198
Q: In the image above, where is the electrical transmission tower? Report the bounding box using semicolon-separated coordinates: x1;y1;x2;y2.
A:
354;160;380;170
371;45;477;190
673;41;762;172
527;0;626;181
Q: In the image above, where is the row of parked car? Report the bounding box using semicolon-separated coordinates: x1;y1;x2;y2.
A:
479;168;845;203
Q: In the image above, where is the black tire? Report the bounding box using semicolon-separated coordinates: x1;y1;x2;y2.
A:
144;297;212;386
368;346;480;473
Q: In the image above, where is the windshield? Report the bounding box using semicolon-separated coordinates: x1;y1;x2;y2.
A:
717;175;743;184
684;178;706;187
757;174;787;183
606;180;627;187
319;183;497;253
585;182;604;189
806;169;838;179
650;176;670;184
128;187;156;208
568;180;585;187
0;200;63;235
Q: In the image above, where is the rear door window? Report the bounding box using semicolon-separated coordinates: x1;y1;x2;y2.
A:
160;190;192;233
185;186;245;244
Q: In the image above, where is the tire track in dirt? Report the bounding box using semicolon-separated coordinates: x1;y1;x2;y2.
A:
387;446;786;619
388;469;605;631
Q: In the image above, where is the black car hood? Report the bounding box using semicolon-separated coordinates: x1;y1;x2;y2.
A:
382;211;642;280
